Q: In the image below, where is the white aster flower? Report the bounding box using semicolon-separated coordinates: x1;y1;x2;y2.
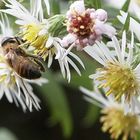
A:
80;85;140;140
106;0;140;19
62;0;116;50
0;14;13;37
0;59;47;112
84;31;140;108
1;0;49;51
2;0;85;81
46;37;85;82
0;13;48;112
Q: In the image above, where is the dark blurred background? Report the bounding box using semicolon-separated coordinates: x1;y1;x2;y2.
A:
0;84;110;140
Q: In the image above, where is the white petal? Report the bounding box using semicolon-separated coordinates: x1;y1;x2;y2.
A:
84;45;106;66
58;60;66;78
121;31;126;64
67;57;81;76
70;0;85;14
64;59;71;82
80;86;110;107
129;18;140;41
28;78;48;86
126;32;134;64
112;36;123;63
44;0;50;15
4;88;13;103
45;36;54;48
95;20;116;37
0;85;4;100
117;11;128;24
48;51;53;68
69;52;85;69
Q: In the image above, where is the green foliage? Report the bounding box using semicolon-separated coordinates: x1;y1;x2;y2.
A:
83;104;100;127
50;0;60;15
48;15;67;37
113;0;131;31
84;0;101;9
120;0;131;32
133;44;140;67
38;71;73;138
137;131;140;140
121;0;130;12
122;13;130;32
67;51;99;89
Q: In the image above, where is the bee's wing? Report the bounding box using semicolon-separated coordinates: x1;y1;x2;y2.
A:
5;49;20;68
28;56;46;72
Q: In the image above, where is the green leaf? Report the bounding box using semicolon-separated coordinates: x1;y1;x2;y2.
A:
50;0;60;15
113;0;130;27
132;44;140;67
67;51;100;89
122;13;130;31
136;131;140;140
84;0;101;9
48;15;66;36
83;104;100;127
121;0;130;12
38;71;73;138
94;0;101;9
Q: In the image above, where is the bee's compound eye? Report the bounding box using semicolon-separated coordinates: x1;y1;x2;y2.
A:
1;37;16;47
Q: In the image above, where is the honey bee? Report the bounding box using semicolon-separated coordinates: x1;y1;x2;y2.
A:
1;36;45;79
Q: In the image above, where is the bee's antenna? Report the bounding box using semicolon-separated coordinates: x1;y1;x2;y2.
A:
15;36;25;45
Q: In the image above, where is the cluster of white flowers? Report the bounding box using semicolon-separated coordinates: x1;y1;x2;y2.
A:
78;0;140;139
1;0;140;139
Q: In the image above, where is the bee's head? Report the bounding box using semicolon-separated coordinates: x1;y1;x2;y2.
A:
1;37;17;47
1;36;25;47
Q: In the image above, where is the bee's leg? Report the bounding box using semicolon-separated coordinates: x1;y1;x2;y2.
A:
33;58;46;72
26;53;44;61
19;42;30;49
26;54;46;72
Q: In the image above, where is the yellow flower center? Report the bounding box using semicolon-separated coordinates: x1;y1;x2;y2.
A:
0;56;16;86
135;0;140;6
100;107;139;140
21;23;49;60
97;62;139;102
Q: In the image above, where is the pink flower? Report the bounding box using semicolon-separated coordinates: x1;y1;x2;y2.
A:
62;0;116;50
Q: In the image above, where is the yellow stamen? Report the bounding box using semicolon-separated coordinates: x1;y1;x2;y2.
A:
21;23;49;60
0;56;16;86
97;62;139;102
100;107;140;140
135;0;140;5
